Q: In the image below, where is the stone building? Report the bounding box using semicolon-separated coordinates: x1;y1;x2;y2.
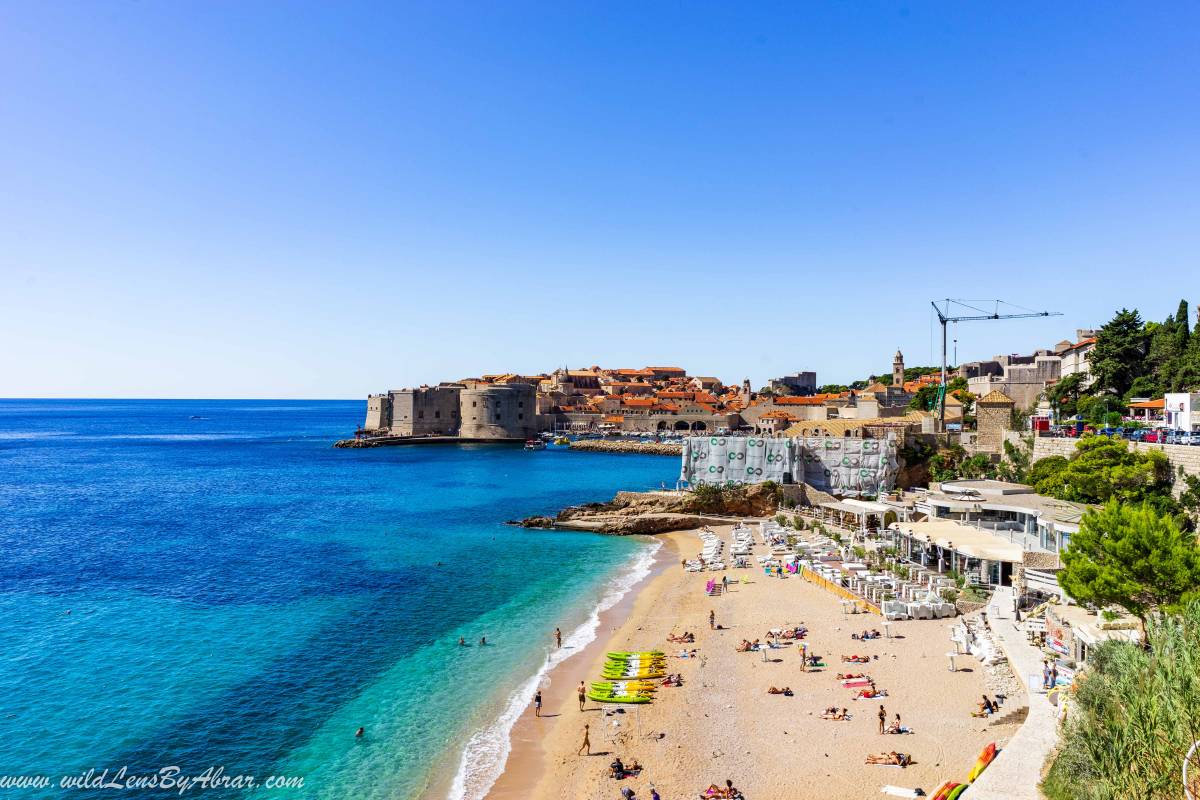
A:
459;384;537;439
975;390;1016;452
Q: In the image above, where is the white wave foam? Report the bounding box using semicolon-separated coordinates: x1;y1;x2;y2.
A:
446;538;663;800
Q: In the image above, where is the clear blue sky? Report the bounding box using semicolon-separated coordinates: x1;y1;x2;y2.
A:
2;2;1197;398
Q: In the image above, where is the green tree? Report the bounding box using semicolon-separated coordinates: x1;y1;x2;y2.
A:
1034;436;1175;513
816;384;849;394
998;437;1032;483
1089;308;1148;397
1047;372;1086;419
1026;454;1068;486
1042;601;1200;800
1060;501;1200;624
1146;299;1191;393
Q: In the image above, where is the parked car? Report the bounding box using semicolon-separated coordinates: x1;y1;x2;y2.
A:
1143;430;1161;443
1098;427;1120;437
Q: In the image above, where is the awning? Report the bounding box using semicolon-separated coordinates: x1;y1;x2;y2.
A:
890;520;1024;563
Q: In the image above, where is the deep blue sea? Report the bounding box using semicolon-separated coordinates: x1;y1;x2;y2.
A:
0;400;674;799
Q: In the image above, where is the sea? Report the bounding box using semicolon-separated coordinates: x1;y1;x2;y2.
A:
0;400;675;798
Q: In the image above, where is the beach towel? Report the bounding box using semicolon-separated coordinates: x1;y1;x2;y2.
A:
880;787;925;798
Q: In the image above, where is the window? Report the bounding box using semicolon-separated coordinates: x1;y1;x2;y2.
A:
418;411;424;419
518;413;524;420
435;410;440;418
472;401;477;408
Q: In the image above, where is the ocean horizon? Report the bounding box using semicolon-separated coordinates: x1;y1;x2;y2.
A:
0;399;674;798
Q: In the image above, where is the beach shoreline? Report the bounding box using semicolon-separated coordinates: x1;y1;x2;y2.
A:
480;522;1023;800
482;535;680;800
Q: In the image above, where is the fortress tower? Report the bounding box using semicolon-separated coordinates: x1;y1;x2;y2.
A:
458;384;537;440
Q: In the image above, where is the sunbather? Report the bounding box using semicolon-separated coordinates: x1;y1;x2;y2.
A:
766;686;793;696
842;655;871;663
857;687;887;699
821;707;850;720
735;639;753;652
837;672;867;680
865;751;910;767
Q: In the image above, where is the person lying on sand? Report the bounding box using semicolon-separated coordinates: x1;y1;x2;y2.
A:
703;780;742;798
821;707;850;720
842;654;871;663
766;686;793;696
661;673;683;686
851;629;882;640
865;751;911;767
837;672;868;680
856;687;887;699
668;631;695;643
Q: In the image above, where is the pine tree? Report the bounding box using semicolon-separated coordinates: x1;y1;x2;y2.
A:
1089;308;1148;397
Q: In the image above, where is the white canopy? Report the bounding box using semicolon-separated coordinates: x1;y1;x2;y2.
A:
892;520;1024;563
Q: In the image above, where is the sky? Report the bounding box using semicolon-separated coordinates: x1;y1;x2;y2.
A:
1;2;1198;398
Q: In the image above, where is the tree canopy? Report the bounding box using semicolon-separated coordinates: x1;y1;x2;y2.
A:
1059;501;1200;622
1089;309;1148;398
1032;435;1174;513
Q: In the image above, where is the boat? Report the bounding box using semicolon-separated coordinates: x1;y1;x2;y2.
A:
523;439;546;451
553;436;570;446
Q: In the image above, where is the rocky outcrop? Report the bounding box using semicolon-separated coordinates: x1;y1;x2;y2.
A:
515;484;783;535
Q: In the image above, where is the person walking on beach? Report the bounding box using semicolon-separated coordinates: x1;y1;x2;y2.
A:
709;610;716;630
534;690;542;718
722;574;729;593
878;704;887;734
578;723;591;755
799;643;808;672
554;627;562;648
578;681;587;711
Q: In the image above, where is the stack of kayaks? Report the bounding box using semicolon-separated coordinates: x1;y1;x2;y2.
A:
929;741;997;799
588;651;665;703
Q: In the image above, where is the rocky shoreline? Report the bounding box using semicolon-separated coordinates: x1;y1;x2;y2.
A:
510;483;783;535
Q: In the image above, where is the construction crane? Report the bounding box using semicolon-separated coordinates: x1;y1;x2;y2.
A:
930;299;1064;430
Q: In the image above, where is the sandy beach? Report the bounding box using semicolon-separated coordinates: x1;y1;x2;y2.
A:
486;524;1021;800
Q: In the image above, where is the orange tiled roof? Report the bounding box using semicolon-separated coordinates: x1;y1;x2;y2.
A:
694;391;718;404
773;396;825;406
695;402;718;413
656;390;694;399
602;415;625;423
622;397;656;407
653;403;680;412
761;410;800;420
647;366;686;372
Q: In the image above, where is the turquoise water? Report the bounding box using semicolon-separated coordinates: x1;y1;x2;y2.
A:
0;400;673;798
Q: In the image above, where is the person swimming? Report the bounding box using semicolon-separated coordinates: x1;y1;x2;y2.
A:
355;727;364;738
479;636;487;646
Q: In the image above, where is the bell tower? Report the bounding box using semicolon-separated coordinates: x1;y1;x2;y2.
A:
892;350;905;388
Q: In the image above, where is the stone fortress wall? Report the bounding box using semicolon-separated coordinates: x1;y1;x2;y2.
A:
363;383;536;441
458;384;537;440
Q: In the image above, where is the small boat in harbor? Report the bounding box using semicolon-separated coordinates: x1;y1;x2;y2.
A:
523;439;546;451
